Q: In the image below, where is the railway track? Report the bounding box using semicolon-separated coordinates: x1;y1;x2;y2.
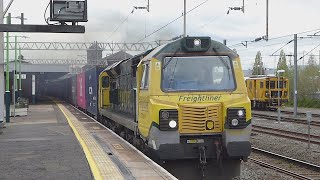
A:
250;147;320;180
252;112;320;127
281;110;320;118
252;125;320;145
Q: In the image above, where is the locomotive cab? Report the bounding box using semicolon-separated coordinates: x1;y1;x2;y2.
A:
136;37;251;162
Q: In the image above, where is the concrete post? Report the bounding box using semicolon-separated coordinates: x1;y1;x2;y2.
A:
183;0;186;37
32;74;35;104
0;0;4;130
294;34;298;118
5;14;11;123
18;48;22;97
14;36;17;101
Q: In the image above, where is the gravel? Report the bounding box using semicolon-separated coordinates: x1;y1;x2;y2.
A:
252;117;320;166
253;115;320;137
239;161;295;180
236;111;320;179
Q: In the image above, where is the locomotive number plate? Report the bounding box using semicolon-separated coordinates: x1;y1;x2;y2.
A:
187;139;204;144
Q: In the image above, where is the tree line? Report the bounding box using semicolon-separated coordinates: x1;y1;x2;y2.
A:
251;50;320;104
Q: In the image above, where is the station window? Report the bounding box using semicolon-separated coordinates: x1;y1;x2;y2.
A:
140;63;150;89
102;76;110;88
260;82;264;88
266;81;269;89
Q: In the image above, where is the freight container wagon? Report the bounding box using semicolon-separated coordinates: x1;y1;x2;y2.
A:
84;66;105;118
77;72;86;111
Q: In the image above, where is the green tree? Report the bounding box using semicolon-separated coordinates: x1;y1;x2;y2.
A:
276;50;289;77
298;54;320;98
252;51;265;75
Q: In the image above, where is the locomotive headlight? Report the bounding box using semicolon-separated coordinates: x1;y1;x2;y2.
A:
227;108;246;129
194;39;201;46
231;119;239;126
237;110;244;117
161;111;170;119
169;120;177;128
159;109;178;130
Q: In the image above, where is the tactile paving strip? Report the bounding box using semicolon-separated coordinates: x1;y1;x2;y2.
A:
57;103;124;180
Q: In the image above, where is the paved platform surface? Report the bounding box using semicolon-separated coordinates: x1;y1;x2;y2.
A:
0;99;176;180
61;103;176;180
0;102;92;180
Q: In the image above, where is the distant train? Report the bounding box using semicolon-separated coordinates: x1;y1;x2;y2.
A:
49;36;252;178
245;75;289;110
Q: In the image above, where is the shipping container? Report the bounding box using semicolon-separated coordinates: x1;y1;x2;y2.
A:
65;77;72;103
77;72;86;110
71;75;77;106
84;66;105;118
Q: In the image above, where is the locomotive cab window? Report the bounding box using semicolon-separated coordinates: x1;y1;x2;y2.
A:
140;63;150;89
162;56;235;91
102;76;110;88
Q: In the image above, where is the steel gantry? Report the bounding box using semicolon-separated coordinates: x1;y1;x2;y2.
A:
4;41;166;51
23;59;88;65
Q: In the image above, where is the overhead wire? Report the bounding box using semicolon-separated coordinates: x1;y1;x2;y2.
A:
298;43;320;61
228;28;320;48
136;0;209;42
106;11;133;41
188;14;226;35
231;35;317;53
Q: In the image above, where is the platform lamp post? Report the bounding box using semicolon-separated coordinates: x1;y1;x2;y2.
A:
11;35;28;117
18;47;22;97
11;35;28;98
5;13;11;122
4;13;27;120
277;69;285;123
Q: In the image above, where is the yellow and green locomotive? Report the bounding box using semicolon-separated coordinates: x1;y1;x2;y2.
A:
246;75;289;110
98;37;251;177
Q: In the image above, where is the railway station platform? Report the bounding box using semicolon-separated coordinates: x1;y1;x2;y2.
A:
0;99;175;180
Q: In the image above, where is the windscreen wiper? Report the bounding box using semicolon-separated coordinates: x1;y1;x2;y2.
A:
162;48;180;70
212;47;231;80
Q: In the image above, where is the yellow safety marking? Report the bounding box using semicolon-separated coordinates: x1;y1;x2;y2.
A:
112;144;124;150
54;101;124;180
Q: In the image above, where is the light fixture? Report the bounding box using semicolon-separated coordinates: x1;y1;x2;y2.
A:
169;120;177;128
231;119;239;126
237;110;244;117
194;39;201;47
161;111;170;119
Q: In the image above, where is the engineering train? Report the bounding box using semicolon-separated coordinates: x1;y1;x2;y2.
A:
49;36;252;178
245;75;289;110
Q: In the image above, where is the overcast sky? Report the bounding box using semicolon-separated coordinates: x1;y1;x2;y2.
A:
5;0;320;69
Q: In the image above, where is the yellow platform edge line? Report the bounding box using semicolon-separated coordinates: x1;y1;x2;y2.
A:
54;101;103;180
